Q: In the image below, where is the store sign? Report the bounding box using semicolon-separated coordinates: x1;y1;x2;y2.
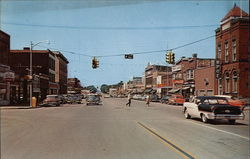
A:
172;65;181;72
3;72;15;82
173;80;184;84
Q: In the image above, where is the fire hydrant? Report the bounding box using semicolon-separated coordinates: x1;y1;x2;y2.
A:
32;97;37;108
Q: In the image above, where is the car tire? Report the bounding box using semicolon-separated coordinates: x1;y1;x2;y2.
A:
201;114;208;123
228;119;236;125
184;110;191;119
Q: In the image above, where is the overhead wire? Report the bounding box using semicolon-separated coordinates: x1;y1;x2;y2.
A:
37;34;216;58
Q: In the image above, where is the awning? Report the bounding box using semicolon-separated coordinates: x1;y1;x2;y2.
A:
168;88;180;93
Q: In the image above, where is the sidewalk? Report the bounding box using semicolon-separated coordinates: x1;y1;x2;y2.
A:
0;105;41;109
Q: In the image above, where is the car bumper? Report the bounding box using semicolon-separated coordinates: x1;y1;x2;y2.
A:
206;113;245;120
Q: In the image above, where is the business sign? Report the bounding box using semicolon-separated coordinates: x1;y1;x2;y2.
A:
173;80;184;84
215;59;221;79
3;72;15;82
172;65;182;72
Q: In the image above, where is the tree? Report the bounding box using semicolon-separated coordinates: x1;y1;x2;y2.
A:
86;85;97;93
100;84;110;93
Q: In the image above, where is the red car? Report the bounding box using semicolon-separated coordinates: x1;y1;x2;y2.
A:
168;94;185;105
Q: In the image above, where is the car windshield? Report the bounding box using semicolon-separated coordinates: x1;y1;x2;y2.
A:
87;95;99;100
203;98;228;105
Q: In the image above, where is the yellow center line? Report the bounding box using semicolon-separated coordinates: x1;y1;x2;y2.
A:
138;121;198;159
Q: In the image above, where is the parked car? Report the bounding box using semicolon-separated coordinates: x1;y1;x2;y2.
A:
86;94;101;105
215;95;246;108
183;96;244;124
40;95;60;107
168;94;185;105
58;95;67;104
150;94;159;102
160;95;171;104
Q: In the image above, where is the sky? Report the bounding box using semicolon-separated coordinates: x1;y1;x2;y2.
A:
1;0;249;87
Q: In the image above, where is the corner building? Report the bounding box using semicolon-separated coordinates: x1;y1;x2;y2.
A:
215;5;250;99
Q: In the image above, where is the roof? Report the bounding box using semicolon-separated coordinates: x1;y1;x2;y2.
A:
221;5;249;22
10;49;53;54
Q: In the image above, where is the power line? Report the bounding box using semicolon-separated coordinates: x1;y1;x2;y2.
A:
3;22;218;30
37;34;215;58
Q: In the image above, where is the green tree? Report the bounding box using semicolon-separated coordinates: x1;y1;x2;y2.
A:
86;85;97;93
100;84;110;93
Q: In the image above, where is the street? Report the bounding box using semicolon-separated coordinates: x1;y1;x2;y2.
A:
1;98;249;159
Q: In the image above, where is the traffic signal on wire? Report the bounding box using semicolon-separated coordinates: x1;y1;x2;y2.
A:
166;52;170;63
92;57;99;69
170;52;175;64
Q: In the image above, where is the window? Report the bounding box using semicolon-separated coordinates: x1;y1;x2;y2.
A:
225;72;230;93
186;70;194;80
232;40;236;61
232;71;238;93
217;43;221;59
225;42;229;63
218;79;222;95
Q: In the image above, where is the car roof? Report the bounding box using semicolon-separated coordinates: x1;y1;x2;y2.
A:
196;96;227;100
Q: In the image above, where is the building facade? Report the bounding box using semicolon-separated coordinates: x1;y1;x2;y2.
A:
10;48;59;102
67;78;82;94
215;5;249;99
54;51;69;94
195;66;215;96
171;54;215;98
145;65;171;92
0;30;15;105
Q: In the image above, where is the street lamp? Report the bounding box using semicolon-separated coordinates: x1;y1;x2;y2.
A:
30;40;50;107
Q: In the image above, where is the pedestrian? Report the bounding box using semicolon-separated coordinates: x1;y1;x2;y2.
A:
126;93;132;107
146;94;150;106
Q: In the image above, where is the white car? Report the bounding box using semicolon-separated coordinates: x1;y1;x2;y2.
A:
183;96;244;124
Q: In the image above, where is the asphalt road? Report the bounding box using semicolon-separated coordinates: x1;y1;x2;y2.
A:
1;98;249;159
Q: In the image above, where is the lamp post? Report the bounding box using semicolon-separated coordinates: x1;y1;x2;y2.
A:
29;40;49;107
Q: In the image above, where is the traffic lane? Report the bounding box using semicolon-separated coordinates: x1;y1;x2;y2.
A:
1;103;184;159
123;99;249;138
140;118;249;159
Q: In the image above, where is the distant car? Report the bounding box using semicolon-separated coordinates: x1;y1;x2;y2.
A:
58;95;67;104
150;94;159;102
160;95;171;104
40;95;60;107
215;95;246;108
183;96;244;124
86;94;101;105
168;94;185;105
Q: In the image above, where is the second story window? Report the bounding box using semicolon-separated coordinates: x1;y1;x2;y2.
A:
217;43;221;59
232;40;236;61
225;42;229;63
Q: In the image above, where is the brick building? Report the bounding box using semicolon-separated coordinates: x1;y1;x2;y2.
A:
10;48;59;102
0;30;15;105
195;66;215;96
171;54;215;98
144;64;170;96
54;51;69;94
0;30;10;65
215;5;249;99
67;77;82;94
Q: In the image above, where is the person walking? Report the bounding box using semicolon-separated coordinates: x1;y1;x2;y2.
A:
126;93;132;107
146;94;150;106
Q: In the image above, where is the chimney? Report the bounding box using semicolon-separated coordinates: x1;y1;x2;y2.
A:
23;47;30;50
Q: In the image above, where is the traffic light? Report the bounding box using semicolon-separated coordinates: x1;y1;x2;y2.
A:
125;54;133;59
92;57;99;69
170;52;175;64
165;52;170;63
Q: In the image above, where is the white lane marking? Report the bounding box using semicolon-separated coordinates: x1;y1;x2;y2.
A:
190;121;250;141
